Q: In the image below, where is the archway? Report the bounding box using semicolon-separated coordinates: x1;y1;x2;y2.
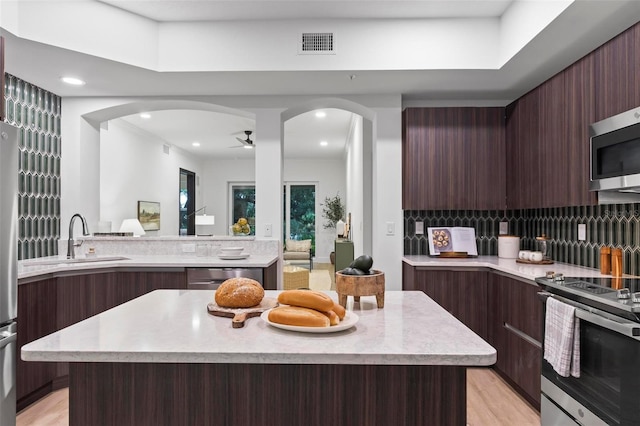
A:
65;99;255;238
281;98;375;260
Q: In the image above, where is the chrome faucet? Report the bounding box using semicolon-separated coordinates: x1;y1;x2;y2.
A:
67;213;90;259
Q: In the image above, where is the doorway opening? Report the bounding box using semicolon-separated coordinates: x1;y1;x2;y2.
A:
180;168;196;235
283;183;316;256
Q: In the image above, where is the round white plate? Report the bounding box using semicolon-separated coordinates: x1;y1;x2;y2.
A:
217;253;250;260
261;310;358;333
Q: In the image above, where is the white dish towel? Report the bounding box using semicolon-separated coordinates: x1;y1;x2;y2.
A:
543;297;580;378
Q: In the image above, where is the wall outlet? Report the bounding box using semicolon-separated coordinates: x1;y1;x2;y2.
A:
264;223;272;237
415;221;424;235
578;223;587;241
499;221;509;235
182;243;196;253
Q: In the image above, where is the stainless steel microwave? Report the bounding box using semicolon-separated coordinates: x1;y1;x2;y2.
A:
590;106;640;192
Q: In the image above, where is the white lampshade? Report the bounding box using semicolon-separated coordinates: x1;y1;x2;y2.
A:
195;214;215;236
195;214;215;225
119;219;146;236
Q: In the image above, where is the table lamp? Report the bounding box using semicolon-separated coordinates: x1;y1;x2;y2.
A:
119;219;146;237
195;214;215;236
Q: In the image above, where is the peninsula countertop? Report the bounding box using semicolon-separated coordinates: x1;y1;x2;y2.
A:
21;289;496;366
403;255;629;281
18;254;279;280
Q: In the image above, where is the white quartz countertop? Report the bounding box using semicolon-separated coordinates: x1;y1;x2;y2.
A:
21;290;496;366
402;255;632;281
18;254;279;280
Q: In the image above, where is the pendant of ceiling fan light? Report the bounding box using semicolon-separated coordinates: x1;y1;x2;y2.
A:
235;130;253;146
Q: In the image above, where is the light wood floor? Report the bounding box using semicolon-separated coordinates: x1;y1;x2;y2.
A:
17;368;539;426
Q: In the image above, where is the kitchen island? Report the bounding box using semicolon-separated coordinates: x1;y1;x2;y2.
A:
22;290;495;426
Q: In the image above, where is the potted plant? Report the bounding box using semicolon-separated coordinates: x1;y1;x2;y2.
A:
321;193;345;264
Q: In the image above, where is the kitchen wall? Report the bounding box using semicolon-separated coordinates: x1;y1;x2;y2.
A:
404;204;640;276
3;73;61;259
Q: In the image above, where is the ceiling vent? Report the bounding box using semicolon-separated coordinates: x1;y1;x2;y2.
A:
299;32;335;55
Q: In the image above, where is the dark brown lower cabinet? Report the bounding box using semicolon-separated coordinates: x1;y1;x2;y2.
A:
402;263;488;341
402;262;543;411
69;362;467;426
488;271;542;410
17;269;187;410
16;279;57;410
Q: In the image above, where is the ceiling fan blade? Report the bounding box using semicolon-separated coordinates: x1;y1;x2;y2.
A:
236;137;247;144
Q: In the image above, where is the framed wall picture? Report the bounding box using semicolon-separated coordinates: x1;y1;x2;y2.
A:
138;201;160;231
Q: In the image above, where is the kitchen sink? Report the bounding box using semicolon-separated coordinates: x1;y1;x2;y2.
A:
23;256;130;266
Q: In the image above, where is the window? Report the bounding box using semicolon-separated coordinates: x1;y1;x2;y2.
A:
230;184;255;235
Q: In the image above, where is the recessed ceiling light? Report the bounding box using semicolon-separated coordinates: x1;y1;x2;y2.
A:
320;141;328;146
61;76;85;86
140;113;151;119
315;111;326;118
192;142;200;147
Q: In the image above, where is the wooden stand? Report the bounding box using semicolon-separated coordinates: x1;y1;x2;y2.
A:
336;270;385;308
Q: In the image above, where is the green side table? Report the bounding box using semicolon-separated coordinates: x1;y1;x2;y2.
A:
335;239;354;273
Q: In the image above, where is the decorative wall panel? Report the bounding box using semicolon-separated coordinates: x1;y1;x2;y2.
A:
3;73;61;259
405;204;640;276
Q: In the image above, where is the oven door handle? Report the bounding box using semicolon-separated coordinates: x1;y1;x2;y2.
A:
574;308;640;340
541;292;640;340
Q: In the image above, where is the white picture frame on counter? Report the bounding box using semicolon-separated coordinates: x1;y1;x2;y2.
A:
427;227;478;256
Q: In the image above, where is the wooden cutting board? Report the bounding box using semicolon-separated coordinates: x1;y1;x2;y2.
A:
207;297;278;328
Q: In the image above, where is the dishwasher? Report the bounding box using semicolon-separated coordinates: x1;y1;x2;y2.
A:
186;268;264;290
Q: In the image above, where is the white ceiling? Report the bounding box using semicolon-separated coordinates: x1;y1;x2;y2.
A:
2;0;640;159
97;0;513;21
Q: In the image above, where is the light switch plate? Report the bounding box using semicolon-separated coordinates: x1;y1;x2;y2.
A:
386;222;395;236
415;221;424;235
264;223;272;237
578;223;586;241
499;221;509;235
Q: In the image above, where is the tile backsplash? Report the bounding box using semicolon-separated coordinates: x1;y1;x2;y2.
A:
4;73;62;260
404;204;640;275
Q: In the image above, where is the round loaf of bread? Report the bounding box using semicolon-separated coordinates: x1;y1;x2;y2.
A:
268;306;330;327
215;277;264;308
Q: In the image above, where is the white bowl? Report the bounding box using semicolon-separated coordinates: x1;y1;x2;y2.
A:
220;247;244;256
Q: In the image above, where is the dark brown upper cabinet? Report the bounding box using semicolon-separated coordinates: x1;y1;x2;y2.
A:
402;107;506;210
506;54;597;209
593;23;640;122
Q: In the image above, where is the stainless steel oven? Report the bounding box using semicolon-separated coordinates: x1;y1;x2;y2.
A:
537;276;640;426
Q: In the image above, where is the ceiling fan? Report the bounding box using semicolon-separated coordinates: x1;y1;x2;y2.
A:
233;130;254;149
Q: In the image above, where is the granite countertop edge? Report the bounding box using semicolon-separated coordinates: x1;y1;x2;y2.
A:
18;254;280;280
21;290;496;366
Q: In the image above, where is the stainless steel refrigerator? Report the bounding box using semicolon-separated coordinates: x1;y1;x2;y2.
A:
0;121;18;426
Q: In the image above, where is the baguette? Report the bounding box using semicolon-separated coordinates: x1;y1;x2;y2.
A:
331;302;346;320
322;309;340;326
268;306;330;327
278;290;334;312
